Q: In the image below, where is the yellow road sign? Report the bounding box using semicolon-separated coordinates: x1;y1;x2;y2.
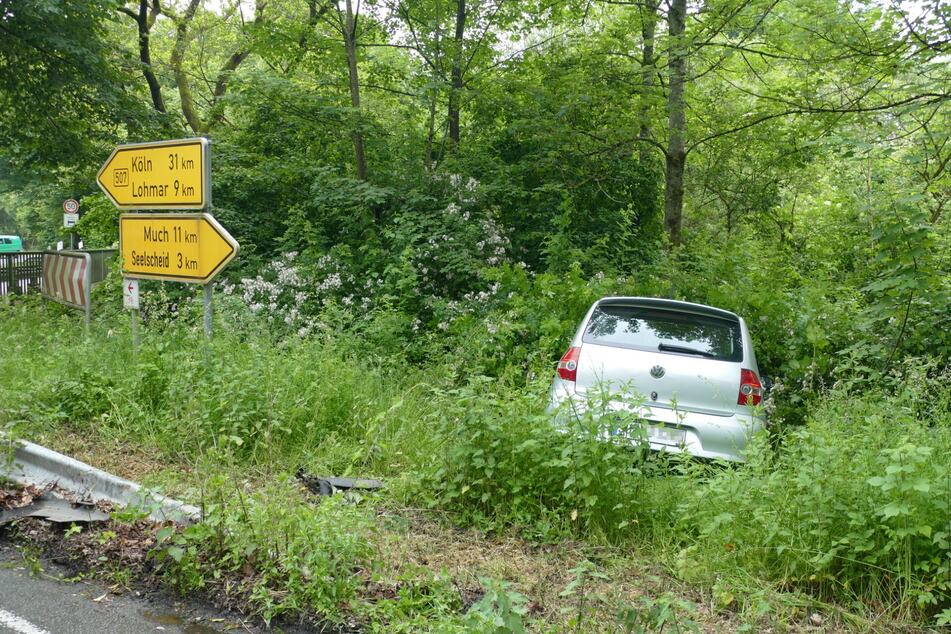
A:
97;138;210;209
120;213;238;284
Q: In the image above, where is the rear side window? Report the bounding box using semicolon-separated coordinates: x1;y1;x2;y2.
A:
583;304;742;362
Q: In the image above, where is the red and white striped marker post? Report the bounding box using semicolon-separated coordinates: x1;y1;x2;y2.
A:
41;251;92;332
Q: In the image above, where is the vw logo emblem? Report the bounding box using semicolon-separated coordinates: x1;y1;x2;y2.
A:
650;365;665;379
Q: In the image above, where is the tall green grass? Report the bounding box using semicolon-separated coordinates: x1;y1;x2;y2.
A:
2;297;948;624
0;296;443;474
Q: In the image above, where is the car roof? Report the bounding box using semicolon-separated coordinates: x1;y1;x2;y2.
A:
595;296;741;322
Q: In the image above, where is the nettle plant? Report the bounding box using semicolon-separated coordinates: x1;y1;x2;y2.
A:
422;381;653;541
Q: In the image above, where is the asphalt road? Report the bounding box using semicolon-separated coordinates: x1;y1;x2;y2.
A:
0;542;238;634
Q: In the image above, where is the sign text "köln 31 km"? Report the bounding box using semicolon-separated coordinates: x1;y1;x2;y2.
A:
97;138;211;210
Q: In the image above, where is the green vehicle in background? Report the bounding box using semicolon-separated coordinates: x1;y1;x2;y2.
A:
0;235;24;253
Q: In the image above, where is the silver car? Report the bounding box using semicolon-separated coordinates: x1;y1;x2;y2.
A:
549;297;766;461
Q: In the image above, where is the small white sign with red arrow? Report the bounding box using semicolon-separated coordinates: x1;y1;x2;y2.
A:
123;278;140;310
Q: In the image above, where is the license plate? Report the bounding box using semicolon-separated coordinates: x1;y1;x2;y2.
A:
647;425;686;446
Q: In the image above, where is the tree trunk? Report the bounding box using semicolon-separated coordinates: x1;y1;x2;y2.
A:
135;0;165;113
204;49;249;132
170;0;203;134
426;88;438;167
638;0;658;165
447;0;465;147
343;0;367;180
664;0;687;245
425;0;443;168
168;0;263;135
204;0;265;133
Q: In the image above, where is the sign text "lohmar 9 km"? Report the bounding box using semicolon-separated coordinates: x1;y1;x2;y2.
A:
97;138;210;209
120;213;238;284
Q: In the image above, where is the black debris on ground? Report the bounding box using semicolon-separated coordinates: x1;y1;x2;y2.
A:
295;468;384;497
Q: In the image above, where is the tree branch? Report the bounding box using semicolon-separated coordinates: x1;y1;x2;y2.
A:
119;0;166;113
686;92;950;156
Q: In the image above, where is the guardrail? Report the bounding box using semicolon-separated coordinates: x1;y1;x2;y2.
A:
80;248;117;284
42;251;93;330
2;438;200;524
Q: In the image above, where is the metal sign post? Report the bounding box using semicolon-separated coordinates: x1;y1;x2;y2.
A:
84;268;91;335
123;278;140;351
203;283;213;341
132;310;140;352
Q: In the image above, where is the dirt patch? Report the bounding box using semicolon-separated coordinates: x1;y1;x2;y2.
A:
373;510;725;631
7;511;160;576
370;510;926;633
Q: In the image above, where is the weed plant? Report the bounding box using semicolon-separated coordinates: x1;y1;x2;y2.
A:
666;380;951;620
153;474;376;625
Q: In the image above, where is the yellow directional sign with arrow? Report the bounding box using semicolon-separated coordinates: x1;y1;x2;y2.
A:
120;213;238;284
97;138;210;209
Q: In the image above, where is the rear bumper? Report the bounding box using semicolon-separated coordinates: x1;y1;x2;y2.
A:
548;379;764;462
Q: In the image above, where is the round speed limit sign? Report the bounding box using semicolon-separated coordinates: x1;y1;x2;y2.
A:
63;199;80;213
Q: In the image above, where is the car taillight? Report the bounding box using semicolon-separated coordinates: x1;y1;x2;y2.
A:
737;368;763;406
557;346;581;381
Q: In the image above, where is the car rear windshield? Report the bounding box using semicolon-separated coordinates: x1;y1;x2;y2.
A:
582;304;743;362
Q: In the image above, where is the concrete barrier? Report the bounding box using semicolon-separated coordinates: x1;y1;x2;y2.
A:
2;438;199;523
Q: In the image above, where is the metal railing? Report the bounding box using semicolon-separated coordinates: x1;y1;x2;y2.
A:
0;251;43;296
78;249;117;284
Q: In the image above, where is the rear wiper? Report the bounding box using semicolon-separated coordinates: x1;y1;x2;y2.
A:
658;343;717;358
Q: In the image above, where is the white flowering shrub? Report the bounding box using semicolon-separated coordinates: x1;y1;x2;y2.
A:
386;176;513;310
223;250;384;338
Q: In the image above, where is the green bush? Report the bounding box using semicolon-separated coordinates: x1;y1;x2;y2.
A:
667;374;951;619
418;381;658;542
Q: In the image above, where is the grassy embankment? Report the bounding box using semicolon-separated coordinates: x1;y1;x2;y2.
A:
1;296;949;632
